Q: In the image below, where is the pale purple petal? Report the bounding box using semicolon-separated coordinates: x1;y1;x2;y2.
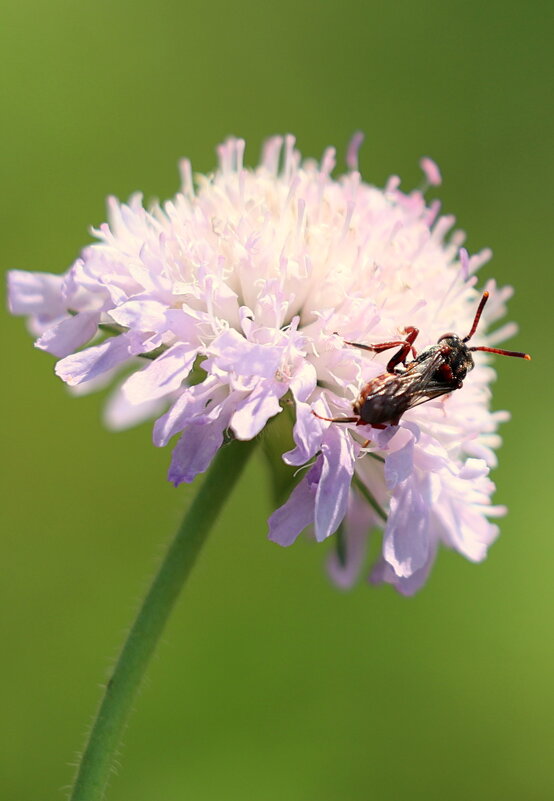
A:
35;311;99;357
103;386;167;431
210;329;282;378
371;541;437;596
412;434;449;472
371;423;413;453
383;474;431;577
327;490;371;589
55;331;148;386
289;362;317;403
67;365;121;397
153;378;224;447
369;558;394;588
165;308;205;341
394;558;436;595
168;410;232;485
230;382;284;440
427;458;499;561
268;460;322;546
8;135;523;595
314;426;356;542
435;498;498;562
458;458;489;481
70;253;136;308
384;438;414;489
8;270;66;317
109;298;169;331
283;400;325;466
120;343;197;404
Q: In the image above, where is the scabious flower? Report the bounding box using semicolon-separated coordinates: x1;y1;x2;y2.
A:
8;135;520;594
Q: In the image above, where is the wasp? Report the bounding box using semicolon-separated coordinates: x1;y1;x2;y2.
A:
315;291;531;429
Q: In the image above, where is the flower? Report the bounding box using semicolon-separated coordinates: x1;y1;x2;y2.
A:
8;134;524;594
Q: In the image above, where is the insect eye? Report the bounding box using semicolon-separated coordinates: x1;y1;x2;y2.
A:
438;332;454;342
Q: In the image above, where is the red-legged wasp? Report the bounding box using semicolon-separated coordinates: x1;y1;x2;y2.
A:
315;291;531;429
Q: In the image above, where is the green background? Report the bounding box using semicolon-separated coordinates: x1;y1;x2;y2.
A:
1;0;552;798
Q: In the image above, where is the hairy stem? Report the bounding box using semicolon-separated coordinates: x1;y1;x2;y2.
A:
70;438;257;801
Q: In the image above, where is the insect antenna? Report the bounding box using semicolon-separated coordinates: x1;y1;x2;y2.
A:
463;290;531;359
470;345;531;360
463;290;490;342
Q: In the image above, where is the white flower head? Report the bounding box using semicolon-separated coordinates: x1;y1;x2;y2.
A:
8;135;530;594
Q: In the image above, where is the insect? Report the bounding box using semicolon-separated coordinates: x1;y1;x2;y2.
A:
315;291;531;429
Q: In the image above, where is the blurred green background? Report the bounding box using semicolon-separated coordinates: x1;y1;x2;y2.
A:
1;0;552;799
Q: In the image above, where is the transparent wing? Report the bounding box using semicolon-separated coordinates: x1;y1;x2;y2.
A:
400;349;457;410
367;349;453;409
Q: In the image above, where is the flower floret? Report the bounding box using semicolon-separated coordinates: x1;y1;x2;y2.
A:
8;135;523;594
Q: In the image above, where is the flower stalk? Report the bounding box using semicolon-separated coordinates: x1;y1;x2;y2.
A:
70;438;257;801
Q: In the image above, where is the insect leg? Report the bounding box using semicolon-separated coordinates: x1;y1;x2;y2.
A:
439;363;454;381
342;337;411;354
403;326;419;351
436;362;463;389
385;327;419;372
312;410;360;424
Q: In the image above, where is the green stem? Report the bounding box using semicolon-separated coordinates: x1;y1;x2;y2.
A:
353;475;387;522
70;438;257;801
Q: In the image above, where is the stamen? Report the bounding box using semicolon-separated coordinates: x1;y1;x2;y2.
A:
296;198;306;239
261;136;283;174
459;247;470;281
283;134;296;180
216;140;235;174
341;201;355;238
235;138;245;172
320;147;336;177
419;156;442;187
385;175;401;194
346;131;365;172
424;199;441;227
178;159;194;198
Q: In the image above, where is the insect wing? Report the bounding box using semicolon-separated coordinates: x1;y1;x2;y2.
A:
357;366;433;424
400;348;459;411
358;345;461;424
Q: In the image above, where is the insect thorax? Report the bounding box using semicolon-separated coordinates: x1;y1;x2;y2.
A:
435;336;475;382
